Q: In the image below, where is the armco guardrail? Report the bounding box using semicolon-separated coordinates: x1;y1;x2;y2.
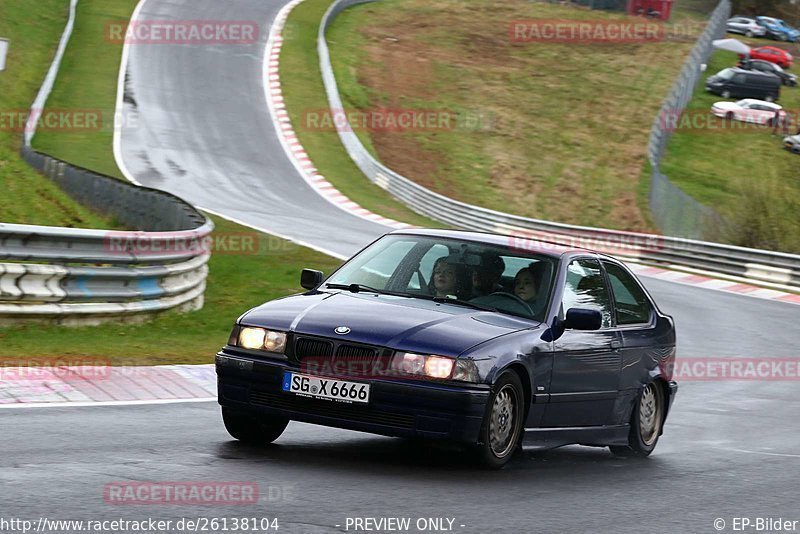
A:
647;0;731;239
3;148;214;323
318;0;800;290
1;0;213;323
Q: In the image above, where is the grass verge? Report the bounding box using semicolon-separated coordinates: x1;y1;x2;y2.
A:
661;39;800;253
0;0;115;228
31;0;136;178
280;0;444;228
323;0;706;232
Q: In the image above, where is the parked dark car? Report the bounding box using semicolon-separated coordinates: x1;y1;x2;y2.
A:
706;67;781;101
740;59;798;86
216;229;678;468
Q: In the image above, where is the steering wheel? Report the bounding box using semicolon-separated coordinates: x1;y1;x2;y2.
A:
487;292;534;316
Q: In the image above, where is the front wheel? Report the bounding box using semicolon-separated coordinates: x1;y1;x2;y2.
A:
721;90;731;99
610;382;664;458
222;407;289;445
474;371;525;469
746;30;754;38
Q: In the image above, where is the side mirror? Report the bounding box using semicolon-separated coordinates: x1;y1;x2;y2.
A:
564;308;602;331
301;269;324;290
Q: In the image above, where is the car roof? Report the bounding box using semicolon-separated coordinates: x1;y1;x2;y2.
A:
739;98;777;105
732;66;779;78
388;228;621;260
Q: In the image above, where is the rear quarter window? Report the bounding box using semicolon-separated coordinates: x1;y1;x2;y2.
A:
603;262;653;326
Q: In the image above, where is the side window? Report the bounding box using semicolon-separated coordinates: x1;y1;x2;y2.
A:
734;74;747;83
561;259;613;328
603;262;653;325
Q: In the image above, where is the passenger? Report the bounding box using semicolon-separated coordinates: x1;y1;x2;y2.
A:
471;253;505;298
513;262;550;313
513;266;538;303
430;256;466;299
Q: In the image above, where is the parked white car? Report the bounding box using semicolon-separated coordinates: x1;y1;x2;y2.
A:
783;134;800;153
726;16;767;38
711;99;783;124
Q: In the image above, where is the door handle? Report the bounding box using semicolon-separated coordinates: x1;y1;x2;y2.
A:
610;339;622;350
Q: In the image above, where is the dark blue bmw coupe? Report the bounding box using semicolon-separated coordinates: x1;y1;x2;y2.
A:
216;229;678;468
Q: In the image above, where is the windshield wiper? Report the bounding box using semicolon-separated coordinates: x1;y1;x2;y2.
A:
324;283;397;296
430;296;497;312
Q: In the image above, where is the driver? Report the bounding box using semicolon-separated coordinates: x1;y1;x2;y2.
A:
514;261;551;313
471;252;505;298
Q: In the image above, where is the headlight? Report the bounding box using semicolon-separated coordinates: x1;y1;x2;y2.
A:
235;326;287;353
390;352;478;382
452;359;479;383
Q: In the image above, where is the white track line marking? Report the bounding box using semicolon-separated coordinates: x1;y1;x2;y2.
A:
0;397;217;410
112;0;149;186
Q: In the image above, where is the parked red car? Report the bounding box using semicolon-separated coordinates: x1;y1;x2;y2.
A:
741;46;794;69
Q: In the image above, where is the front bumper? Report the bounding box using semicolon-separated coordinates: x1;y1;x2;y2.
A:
667;380;678;414
216;350;490;443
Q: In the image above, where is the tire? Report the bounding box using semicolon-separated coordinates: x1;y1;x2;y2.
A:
474;371;525;469
610;382;664;458
721;90;731;99
765;95;775;103
222;407;289;445
746;30;754;38
725;112;735;122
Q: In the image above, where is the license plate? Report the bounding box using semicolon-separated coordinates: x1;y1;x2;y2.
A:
282;372;370;404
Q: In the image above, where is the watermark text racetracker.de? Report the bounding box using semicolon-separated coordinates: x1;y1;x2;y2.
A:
667;358;800;381
300;108;494;133
103;230;300;257
105;20;260;45
0;516;280;533
508;19;702;44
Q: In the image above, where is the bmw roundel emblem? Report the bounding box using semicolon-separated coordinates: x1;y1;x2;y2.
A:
334;326;351;335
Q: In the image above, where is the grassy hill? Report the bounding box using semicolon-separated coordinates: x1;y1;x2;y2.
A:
320;0;707;231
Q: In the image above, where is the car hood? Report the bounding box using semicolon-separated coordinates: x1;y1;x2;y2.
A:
241;291;536;356
713;102;738;110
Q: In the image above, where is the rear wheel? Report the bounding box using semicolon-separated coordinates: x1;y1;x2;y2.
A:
222;407;289;445
610;382;664;458
765;95;775;103
474;371;525;469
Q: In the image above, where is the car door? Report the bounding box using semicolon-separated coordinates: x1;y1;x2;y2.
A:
601;261;663;425
732;72;748;97
542;258;621;428
737;100;754;122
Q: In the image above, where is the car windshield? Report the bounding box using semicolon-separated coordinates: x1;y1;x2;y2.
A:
324;234;558;321
717;68;736;80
